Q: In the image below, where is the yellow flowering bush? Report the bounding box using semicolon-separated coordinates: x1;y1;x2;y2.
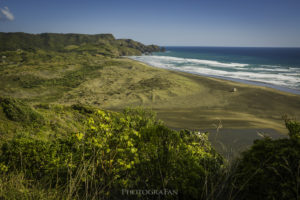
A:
0;107;223;199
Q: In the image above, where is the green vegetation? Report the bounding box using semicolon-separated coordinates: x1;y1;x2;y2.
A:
0;97;44;124
1;33;300;134
0;32;162;55
230;118;300;200
0;96;299;199
0;99;223;199
0;32;299;199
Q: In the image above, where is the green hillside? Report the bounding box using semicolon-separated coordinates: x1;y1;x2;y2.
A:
0;32;299;200
0;32;162;55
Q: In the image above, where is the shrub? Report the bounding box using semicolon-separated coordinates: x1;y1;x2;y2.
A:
0;97;44;125
0;136;58;179
129;125;223;199
284;117;300;140
71;104;94;114
232;119;300;200
0;108;223;199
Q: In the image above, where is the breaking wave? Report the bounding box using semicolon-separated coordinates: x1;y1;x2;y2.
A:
130;55;300;91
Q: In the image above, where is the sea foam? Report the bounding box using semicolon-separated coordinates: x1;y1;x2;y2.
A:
130;55;300;91
143;56;249;68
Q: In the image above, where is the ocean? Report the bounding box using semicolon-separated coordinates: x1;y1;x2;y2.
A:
130;47;300;94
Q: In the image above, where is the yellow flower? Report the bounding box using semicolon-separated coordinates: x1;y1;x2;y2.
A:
123;135;129;141
131;148;137;154
97;110;106;118
0;163;8;173
127;141;133;147
126;164;131;169
120;117;126;123
76;132;84;140
88;118;94;124
133;130;140;137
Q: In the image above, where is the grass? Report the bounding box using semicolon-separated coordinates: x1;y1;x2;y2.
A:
0;96;99;142
0;100;298;199
1;48;300;134
0;33;299;199
0;102;225;199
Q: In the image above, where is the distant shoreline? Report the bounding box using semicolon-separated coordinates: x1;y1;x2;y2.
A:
112;57;300;134
170;69;300;95
128;57;300;96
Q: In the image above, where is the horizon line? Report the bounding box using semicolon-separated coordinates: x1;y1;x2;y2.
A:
161;45;300;48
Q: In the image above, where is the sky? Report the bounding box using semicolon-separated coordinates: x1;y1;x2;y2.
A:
0;0;300;47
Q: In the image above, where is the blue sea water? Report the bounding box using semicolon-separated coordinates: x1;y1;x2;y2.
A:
130;47;300;94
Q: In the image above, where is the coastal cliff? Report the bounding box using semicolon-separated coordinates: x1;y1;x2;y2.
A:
0;32;163;56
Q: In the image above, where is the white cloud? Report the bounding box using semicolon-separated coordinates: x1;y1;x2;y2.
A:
0;6;14;21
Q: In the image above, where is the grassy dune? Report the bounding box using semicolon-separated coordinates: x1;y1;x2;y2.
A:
57;58;300;133
1;52;299;134
148;69;300;133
